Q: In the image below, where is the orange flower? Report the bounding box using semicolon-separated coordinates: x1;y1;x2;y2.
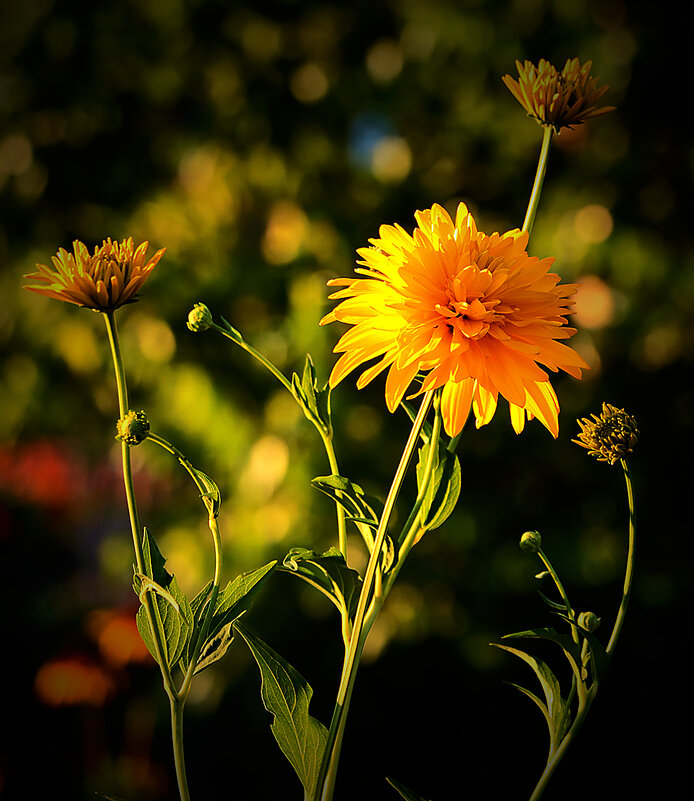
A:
502;58;614;132
321;203;588;437
24;237;165;312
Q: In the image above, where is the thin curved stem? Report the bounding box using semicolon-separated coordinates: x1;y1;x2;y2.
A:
212;321;348;559
314;390;436;801
537;547;581;649
144;431;224;699
606;459;636;655
528;459;637;801
522;125;553;236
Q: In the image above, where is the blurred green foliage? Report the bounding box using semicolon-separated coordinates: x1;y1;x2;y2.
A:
0;0;690;799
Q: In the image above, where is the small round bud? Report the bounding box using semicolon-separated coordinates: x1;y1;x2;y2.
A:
116;410;150;446
187;302;213;332
577;611;601;632
519;530;542;553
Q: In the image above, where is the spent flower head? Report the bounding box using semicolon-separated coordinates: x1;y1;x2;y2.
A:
502;58;614;133
573;402;638;465
24;237;165;312
322;202;588;438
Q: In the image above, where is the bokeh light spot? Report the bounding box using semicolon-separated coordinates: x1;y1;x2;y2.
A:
366;39;404;83
573;204;613;244
572;275;616;330
290;63;329;103
134;314;176;363
371;136;412;182
262;201;308;264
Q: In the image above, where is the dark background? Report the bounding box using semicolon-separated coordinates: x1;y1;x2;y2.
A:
0;1;690;799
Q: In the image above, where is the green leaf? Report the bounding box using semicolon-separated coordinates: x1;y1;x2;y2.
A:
502;627;581;675
134;573;180;613
492;641;570;747
281;546;363;621
193;621;236;675
537;589;569;612
234;621;328;796
386;777;430;801
291;354;332;436
192;468;221;518
188;561;277;673
134;528;193;669
415;437;461;532
554;613;610;684
219;315;245;344
311;474;382;549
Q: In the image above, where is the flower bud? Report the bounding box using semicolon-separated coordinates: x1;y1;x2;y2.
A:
116;410;150;446
577;611;601;632
187;302;213;332
519;530;542;553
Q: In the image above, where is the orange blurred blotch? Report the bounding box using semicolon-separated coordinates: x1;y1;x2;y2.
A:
87;608;151;668
34;657;115;707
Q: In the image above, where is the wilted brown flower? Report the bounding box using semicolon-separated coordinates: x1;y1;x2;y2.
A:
24;237;165;312
502;58;614;132
573;402;638;465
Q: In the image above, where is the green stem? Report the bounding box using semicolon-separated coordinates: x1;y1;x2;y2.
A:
144;432;224;698
212;321;348;559
103;312;185;800
314;390;436;801
383;397;444;598
537;547;581;649
529;459;637;801
606;459;636;656
171;698;192;801
522;125;553;236
528;692;592;801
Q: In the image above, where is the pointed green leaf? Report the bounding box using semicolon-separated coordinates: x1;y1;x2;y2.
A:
502;627;581;669
537;589;569;612
386;777;430;801
192;468;221;518
189;561;277;672
136;575;192;669
291;354;333;436
281;546;363;621
492;642;569;748
134;573;180;612
415;437;461;532
234;621;328;796
134;528;193;669
219;315;244;344
311;474;383;549
193;621;236;675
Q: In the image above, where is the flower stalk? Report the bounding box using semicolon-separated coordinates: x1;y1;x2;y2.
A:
522;125;553;236
103;311;189;801
315;389;437;801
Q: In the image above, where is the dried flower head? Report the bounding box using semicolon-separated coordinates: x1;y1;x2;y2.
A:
502;58;614;132
321;202;588;438
24;237;165;312
574;402;638;464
